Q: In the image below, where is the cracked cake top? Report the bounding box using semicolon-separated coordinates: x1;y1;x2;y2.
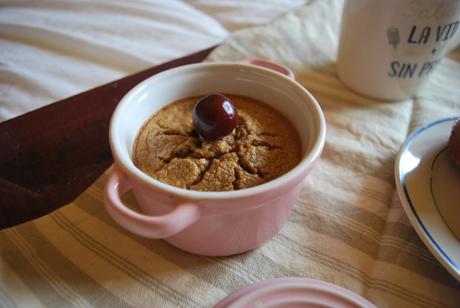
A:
133;94;302;191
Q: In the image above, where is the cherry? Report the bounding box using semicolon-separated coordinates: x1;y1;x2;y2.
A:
192;94;238;140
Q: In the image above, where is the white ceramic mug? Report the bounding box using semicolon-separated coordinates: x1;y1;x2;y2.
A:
337;0;460;101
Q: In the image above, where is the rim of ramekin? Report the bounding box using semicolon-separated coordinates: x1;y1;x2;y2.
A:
110;62;326;200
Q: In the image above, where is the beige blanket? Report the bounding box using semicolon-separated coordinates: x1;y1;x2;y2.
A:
1;1;460;307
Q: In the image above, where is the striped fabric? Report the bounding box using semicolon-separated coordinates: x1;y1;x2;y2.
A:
0;0;307;122
2;1;460;307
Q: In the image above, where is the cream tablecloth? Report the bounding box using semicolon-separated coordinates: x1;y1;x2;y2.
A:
2;1;460;307
0;0;307;121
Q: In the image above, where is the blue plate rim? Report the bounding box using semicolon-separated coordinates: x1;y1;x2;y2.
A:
396;116;459;276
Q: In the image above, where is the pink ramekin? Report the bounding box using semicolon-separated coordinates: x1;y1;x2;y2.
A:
104;60;326;256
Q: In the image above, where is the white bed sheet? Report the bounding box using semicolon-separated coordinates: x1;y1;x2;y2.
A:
0;0;307;121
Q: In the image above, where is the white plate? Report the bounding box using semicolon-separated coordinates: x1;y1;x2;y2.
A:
395;117;460;281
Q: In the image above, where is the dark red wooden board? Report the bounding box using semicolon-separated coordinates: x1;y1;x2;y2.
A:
0;47;215;229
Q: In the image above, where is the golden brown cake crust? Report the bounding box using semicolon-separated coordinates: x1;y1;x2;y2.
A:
133;94;302;191
449;119;460;168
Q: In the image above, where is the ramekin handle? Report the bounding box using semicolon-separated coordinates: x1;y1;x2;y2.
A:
240;59;295;79
104;167;201;238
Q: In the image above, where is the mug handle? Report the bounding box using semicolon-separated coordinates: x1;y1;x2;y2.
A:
239;59;295;79
104;167;201;238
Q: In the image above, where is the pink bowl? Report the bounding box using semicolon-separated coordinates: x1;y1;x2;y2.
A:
104;60;326;256
214;277;377;307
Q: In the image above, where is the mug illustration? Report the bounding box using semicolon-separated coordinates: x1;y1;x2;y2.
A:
387;27;401;49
